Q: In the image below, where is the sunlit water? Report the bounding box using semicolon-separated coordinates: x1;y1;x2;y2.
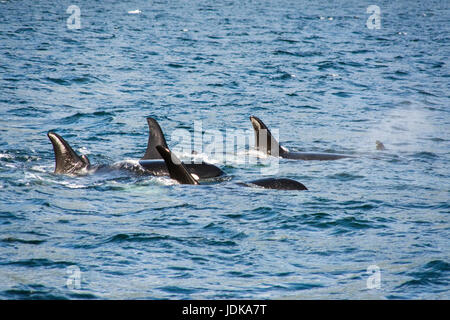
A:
0;0;449;299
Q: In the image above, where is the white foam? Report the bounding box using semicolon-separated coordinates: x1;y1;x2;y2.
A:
113;159;141;166
128;9;141;14
247;149;270;159
176;146;275;166
31;165;51;173
24;172;42;180
154;176;177;186
78;147;90;155
0;153;14;160
64;182;87;189
111;159;145;173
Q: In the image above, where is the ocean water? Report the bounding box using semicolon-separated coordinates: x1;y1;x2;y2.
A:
0;0;449;299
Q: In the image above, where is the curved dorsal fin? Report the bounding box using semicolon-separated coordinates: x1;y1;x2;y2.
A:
249;116;286;156
47;132;89;174
155;145;199;185
141;117;169;160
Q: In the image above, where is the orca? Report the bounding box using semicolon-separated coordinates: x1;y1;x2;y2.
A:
237;178;308;190
139;117;224;179
249;116;353;160
47;131;144;175
48;127;224;180
47;131;307;190
48;131;92;174
155;145;308;191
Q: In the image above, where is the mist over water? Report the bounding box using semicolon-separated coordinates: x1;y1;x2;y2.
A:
0;0;449;299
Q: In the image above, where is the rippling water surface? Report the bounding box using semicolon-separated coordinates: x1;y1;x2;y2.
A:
0;0;449;299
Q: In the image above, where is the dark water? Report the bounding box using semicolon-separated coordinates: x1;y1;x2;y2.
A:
0;0;449;299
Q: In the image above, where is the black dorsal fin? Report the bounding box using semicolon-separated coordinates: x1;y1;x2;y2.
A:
155;145;199;185
141;117;169;160
249;116;286;156
47;132;89;174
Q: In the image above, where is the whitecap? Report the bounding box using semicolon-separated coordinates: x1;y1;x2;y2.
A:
0;153;13;159
78;147;90;155
128;9;141;14
112;159;143;170
154;176;177;186
64;182;87;189
24;172;43;181
113;159;140;166
247;149;270;158
30;165;51;173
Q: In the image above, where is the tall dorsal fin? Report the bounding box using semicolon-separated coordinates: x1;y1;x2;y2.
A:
47;132;89;174
155;145;199;185
249;116;286;156
141;117;169;160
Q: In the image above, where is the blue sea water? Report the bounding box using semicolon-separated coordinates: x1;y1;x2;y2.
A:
0;0;449;299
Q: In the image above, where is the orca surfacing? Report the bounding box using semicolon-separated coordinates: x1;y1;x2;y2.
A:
47;117;224;180
155;145;308;191
250;115;353;160
139;117;224;179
